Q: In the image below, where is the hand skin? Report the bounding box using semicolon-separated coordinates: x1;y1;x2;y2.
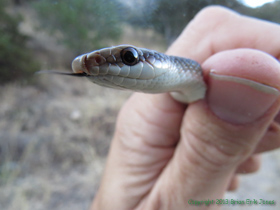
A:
91;6;280;210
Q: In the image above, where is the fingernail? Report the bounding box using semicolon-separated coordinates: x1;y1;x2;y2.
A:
207;72;280;124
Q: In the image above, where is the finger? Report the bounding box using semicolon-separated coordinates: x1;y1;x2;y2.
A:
167;6;280;62
204;49;280;124
254;121;280;153
116;93;186;147
143;49;280;208
203;48;280;154
235;155;261;174
227;175;239;191
93;93;187;209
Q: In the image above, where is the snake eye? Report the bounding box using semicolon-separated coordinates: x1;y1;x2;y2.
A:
121;47;139;66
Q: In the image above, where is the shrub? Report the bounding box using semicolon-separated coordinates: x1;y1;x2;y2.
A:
0;0;39;84
33;0;122;55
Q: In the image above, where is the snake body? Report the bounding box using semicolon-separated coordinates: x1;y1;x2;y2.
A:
71;45;206;103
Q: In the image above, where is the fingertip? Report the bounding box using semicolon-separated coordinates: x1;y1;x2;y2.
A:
203;49;280;88
236;155;261;174
227;175;239;191
203;49;280;124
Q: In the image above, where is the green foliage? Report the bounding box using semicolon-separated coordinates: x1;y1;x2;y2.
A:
0;0;39;84
33;0;122;54
125;0;279;45
133;0;250;45
253;0;280;24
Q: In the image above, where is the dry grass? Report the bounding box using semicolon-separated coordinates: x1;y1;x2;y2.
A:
0;74;131;210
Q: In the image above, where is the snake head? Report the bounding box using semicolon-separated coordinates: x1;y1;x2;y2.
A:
71;45;170;90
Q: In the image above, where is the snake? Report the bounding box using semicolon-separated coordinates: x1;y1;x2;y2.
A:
38;45;207;103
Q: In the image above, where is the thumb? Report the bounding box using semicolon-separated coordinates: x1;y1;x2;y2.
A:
145;49;280;207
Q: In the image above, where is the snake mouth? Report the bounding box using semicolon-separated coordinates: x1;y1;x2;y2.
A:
72;54;89;74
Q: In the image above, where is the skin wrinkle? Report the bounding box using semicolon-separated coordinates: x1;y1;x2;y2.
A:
115;129;173;169
104;140;165;210
114;142;175;208
122;164;160;191
209;124;263;157
181;126;237;173
170;143;233;205
128;147;173;174
130;96;183;147
133;108;179;147
208;128;254;157
184;110;254;158
150;145;201;209
117;177;153;209
115;109;176;173
114;129;146;163
145;147;206;209
186;134;229;166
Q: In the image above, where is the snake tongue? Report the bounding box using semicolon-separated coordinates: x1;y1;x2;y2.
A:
35;70;89;77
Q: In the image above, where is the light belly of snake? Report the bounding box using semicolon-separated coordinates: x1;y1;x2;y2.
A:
71;45;207;103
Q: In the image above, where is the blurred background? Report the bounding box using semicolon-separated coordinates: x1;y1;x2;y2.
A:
0;0;279;209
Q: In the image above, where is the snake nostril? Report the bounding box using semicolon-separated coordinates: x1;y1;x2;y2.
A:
86;54;106;68
94;56;103;65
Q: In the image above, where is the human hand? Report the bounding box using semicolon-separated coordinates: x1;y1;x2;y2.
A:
91;6;280;210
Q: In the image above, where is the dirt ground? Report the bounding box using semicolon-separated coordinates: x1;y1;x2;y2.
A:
1;71;280;210
0;73;130;209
